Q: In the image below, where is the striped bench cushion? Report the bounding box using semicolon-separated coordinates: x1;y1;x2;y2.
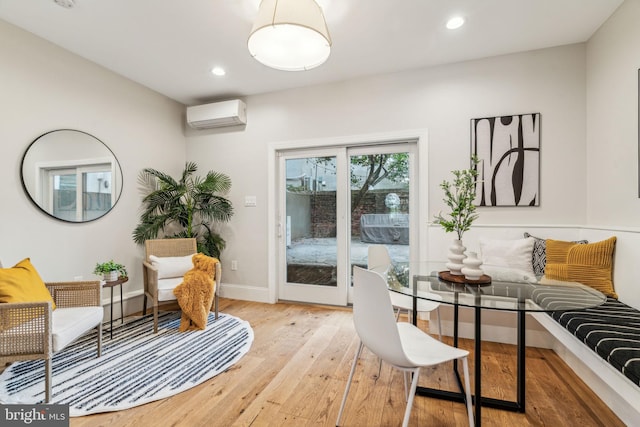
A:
550;298;640;386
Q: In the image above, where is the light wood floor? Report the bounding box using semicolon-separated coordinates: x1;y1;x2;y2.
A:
71;298;624;427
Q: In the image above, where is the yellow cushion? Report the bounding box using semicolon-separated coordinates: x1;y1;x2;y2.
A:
544;237;617;298
0;258;56;309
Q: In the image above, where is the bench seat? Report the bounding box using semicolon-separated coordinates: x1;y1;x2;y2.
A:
550;298;640;386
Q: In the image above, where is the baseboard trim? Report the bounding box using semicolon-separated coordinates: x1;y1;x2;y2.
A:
101;283;272;319
218;283;271;303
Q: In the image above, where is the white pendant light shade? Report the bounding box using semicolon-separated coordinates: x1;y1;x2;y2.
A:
248;0;331;71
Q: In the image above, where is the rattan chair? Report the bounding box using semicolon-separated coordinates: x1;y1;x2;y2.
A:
0;274;103;403
142;238;220;333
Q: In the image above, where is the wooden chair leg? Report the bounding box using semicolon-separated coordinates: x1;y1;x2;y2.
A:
45;357;52;403
96;323;102;355
142;294;147;316
214;293;219;320
153;305;159;334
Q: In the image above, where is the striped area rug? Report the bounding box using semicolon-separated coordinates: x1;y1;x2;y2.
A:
0;312;253;416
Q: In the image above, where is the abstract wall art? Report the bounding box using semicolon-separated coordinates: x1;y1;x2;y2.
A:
471;113;541;207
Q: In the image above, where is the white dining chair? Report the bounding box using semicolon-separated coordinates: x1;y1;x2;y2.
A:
336;267;474;427
367;244;443;340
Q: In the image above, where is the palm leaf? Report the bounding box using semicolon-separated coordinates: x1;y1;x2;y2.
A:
132;162;234;257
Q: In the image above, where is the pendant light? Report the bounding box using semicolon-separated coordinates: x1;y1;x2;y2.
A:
248;0;331;71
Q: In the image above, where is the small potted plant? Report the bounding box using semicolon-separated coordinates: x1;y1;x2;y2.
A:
433;156;480;275
93;260;128;282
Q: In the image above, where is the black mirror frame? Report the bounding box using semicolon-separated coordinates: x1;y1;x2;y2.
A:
20;129;124;223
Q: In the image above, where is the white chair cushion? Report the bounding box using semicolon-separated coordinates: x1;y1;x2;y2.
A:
52;307;103;352
149;254;194;279
157;277;182;301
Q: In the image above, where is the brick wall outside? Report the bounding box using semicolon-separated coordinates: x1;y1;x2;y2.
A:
308;189;409;238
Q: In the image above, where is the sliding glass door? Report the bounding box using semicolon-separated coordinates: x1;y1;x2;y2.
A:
347;144;413;303
277;142;416;306
279;148;348;305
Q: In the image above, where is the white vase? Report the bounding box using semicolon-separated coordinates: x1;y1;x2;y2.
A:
445;239;466;275
461;251;483;280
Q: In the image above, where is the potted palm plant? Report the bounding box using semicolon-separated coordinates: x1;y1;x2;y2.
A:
132;162;234;258
433;156;480;275
93;260;127;282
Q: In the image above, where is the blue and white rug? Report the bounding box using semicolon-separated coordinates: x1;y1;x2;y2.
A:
0;312;253;416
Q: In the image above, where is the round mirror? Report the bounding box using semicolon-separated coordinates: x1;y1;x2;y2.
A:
21;129;123;223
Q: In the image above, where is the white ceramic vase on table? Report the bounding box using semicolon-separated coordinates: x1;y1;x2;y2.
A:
445;238;466;275
461;251;483;280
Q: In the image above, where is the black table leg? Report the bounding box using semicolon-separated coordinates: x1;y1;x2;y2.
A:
517;309;526;412
414;283;526;422
110;286;114;339
475;305;482;426
120;283;124;325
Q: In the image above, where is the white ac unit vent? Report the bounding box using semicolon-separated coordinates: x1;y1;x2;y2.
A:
186;99;247;129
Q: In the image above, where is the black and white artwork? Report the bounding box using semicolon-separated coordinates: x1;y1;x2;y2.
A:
471;113;540;207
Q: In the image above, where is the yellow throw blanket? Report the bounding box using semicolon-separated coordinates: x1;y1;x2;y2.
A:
173;253;218;332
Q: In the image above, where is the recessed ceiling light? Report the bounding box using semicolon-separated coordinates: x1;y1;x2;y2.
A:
446;16;465;30
211;67;226;76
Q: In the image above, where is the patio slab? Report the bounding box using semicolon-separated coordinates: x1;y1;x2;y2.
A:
286;237;409;266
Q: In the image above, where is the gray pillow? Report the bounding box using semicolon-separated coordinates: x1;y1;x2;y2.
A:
523;232;588;276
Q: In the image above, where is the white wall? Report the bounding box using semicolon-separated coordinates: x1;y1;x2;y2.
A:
586;0;640;227
187;44;588;296
0;20;186;312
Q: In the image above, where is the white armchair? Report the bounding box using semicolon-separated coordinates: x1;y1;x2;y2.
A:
142;238;220;333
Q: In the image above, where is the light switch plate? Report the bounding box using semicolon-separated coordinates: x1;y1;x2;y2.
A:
244;196;257;207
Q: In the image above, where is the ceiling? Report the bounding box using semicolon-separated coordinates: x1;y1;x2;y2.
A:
0;0;624;106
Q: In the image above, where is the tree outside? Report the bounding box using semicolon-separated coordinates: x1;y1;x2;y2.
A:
288;153;409;213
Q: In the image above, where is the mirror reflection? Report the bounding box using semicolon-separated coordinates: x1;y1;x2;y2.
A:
21;129;123;223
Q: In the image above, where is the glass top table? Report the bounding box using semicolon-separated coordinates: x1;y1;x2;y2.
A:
386;262;606;312
382;262;606;426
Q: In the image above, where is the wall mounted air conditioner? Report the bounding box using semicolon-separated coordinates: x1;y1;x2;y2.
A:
186;99;247;129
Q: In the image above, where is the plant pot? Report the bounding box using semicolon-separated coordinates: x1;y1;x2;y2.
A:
445;239;466;275
103;271;118;282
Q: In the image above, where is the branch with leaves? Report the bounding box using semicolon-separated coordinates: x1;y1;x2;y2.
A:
433;156;480;240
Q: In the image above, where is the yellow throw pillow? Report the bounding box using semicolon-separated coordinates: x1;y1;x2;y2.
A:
544;237;617;298
0;258;56;309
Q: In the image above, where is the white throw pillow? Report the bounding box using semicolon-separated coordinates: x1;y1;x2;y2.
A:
149;254;194;279
479;237;536;282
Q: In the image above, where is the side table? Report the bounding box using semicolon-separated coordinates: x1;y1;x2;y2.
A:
103;277;128;339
